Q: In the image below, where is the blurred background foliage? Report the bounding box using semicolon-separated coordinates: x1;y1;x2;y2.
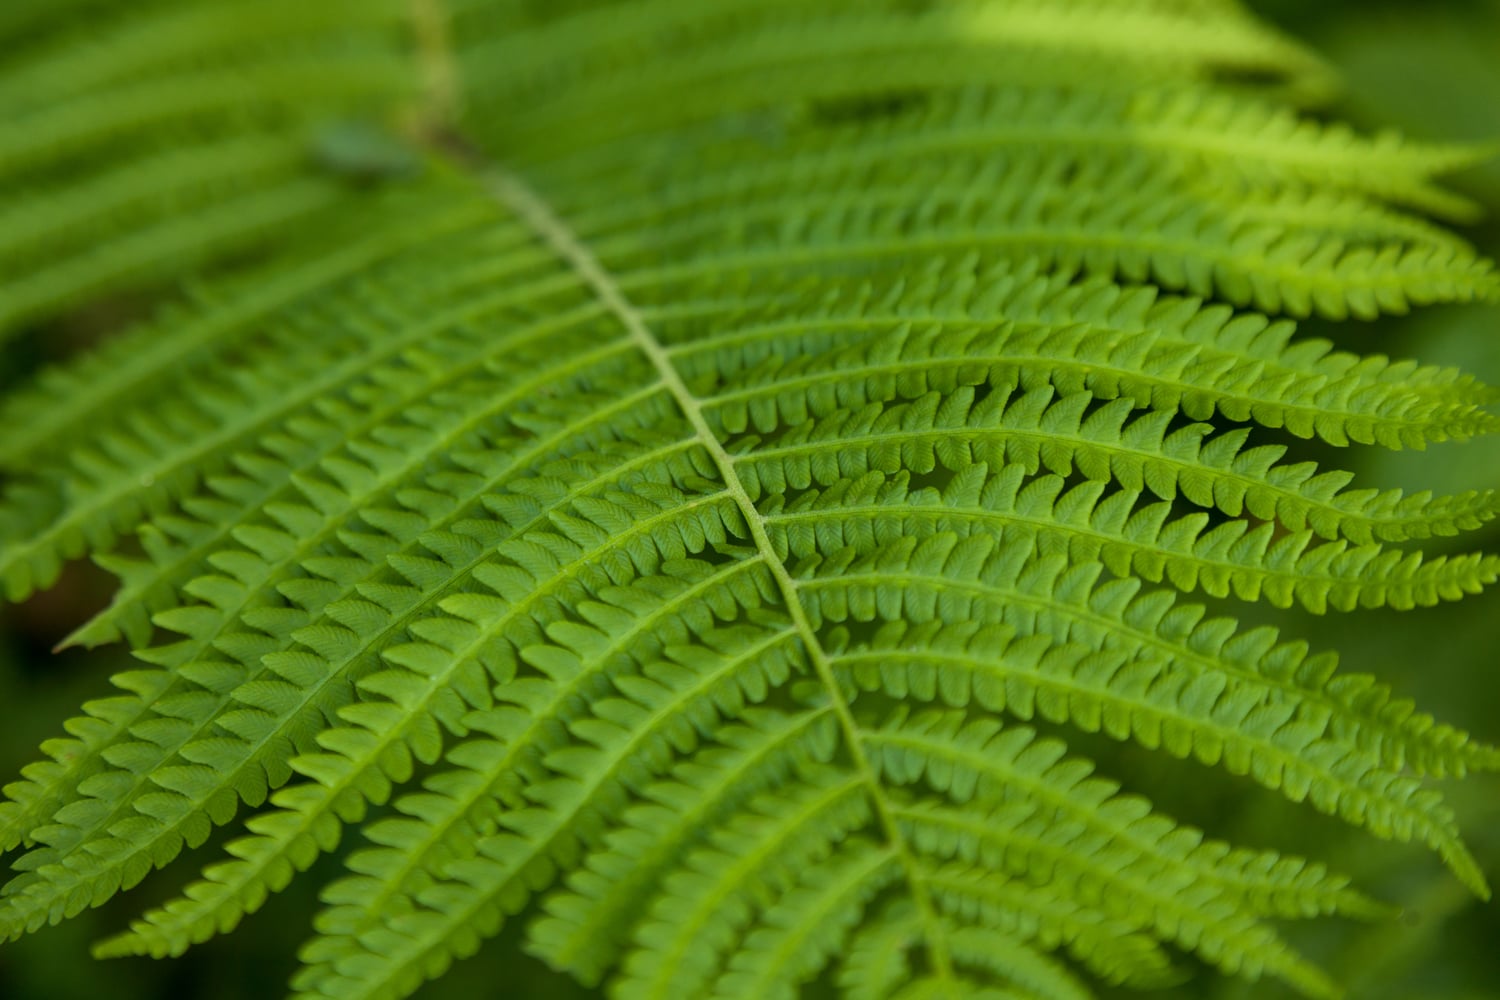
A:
1;1;1497;997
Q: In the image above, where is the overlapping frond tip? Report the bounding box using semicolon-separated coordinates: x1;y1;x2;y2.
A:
1;1;1497;999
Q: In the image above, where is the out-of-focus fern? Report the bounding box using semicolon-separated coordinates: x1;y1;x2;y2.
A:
1;2;1498;999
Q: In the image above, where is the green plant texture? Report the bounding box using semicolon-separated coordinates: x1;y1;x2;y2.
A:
1;2;1498;998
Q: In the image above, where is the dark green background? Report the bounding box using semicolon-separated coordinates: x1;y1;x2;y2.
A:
2;1;1497;997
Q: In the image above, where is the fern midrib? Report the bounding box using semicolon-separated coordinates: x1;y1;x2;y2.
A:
484;166;961;983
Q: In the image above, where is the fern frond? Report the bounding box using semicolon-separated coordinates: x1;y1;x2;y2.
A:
1;2;1497;999
457;0;1336;158
863;706;1389;922
831;540;1497;778
735;384;1499;544
0;178;505;471
582;158;1498;321
913;868;1182;990
769;467;1500;613
0;186;525;603
826;620;1484;894
0;0;410;341
535;85;1488;222
650;266;1500;448
897;798;1337;996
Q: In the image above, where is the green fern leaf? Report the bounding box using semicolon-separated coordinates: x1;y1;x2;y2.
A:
1;1;1497;999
